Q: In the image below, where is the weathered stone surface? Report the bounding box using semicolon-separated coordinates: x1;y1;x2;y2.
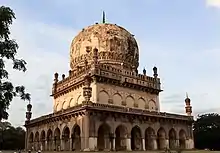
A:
70;23;139;71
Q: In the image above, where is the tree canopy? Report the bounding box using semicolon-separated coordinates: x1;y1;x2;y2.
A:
0;121;25;150
193;113;220;150
0;6;30;120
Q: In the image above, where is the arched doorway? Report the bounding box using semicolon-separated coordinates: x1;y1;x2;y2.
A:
131;126;142;151
28;132;34;150
71;124;81;151
54;128;61;151
115;125;127;151
40;130;46;151
63;127;70;151
169;128;177;149
97;123;111;151
34;132;40;151
157;127;166;150
179;129;186;149
145;127;155;150
47;129;53;151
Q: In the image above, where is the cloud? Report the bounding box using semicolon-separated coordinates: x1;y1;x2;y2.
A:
6;14;77;126
206;0;220;8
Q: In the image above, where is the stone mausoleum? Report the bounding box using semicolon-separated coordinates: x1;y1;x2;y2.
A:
25;18;194;151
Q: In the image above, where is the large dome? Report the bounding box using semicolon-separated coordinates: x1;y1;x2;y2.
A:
70;23;139;70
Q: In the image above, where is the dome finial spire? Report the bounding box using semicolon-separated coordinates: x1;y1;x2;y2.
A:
102;11;106;23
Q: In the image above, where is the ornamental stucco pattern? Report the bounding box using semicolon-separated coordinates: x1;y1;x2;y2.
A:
25;22;194;152
70;23;139;70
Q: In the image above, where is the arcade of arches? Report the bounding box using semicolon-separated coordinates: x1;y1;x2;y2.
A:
28;123;191;151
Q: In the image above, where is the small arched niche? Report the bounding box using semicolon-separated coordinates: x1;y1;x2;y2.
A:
98;90;109;104
149;99;156;111
138;98;145;109
113;93;122;105
126;95;135;108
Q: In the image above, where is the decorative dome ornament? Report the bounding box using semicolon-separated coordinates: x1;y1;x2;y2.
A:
70;22;139;71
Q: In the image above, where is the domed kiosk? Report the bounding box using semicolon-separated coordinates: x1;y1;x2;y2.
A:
25;19;194;152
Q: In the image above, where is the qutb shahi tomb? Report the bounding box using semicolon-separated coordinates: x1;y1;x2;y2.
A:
24;18;194;151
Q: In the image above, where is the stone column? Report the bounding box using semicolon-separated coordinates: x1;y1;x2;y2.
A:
126;137;131;151
152;137;157;150
83;112;90;151
44;140;47;151
88;137;97;151
142;138;146;151
112;137;115;151
165;139;169;149
176;139;179;148
69;136;72;151
60;136;64;151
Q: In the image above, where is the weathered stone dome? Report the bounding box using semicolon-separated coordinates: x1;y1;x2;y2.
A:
70;23;139;70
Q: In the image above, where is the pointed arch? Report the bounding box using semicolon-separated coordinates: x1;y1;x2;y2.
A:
71;124;81;151
149;99;156;111
138;97;145;109
179;129;186;149
77;95;84;105
131;125;142;151
34;131;40;142
97;123;111;151
145;127;155;150
115;124;128;151
169;128;177;149
126;95;135;108
62;126;70;151
113;93;122;105
157;127;166;150
29;132;34;142
98;90;109;104
54;128;61;151
62;101;69;109
40;130;46;151
47;129;53;151
69;98;75;107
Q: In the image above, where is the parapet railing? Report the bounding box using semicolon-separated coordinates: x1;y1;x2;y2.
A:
53;64;161;93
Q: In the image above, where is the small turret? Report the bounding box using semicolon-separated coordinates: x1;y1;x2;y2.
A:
62;74;65;80
153;66;158;78
93;48;98;66
25;101;32;124
143;68;146;76
82;75;93;104
185;93;192;116
54;72;58;83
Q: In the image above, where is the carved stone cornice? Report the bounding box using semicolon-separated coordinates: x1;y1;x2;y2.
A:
25;103;193;128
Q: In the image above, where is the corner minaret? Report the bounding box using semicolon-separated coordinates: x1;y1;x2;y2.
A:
185;93;192;116
25;101;32;124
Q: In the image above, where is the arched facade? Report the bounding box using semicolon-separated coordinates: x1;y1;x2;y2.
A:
26;115;193;152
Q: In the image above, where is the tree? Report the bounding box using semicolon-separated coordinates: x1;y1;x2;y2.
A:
0;121;25;150
193;113;220;150
0;6;30;120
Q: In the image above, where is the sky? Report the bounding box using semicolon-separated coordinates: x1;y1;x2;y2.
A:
1;0;220;127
